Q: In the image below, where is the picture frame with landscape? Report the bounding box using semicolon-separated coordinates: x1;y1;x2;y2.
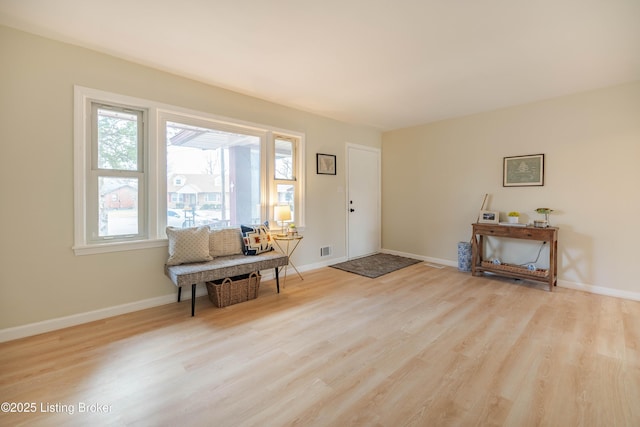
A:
503;154;544;187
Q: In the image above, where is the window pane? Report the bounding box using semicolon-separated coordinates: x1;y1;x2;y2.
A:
97;107;139;171
98;177;138;236
276;183;295;222
166;121;261;229
275;138;294;180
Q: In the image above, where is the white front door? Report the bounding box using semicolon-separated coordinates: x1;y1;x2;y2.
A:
347;144;381;259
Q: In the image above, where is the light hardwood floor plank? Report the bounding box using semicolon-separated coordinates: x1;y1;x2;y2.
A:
1;264;640;426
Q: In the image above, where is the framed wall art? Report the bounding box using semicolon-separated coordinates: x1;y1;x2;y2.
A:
316;153;336;175
478;210;499;224
503;154;544;187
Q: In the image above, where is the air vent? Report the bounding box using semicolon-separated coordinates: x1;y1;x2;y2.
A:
320;246;332;257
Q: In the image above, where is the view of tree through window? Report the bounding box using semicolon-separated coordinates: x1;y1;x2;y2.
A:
97;108;138;170
275;138;293;180
166;121;261;229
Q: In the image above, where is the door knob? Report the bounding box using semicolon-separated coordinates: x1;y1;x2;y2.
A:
350;208;355;212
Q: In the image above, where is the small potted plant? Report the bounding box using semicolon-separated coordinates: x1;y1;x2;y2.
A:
288;223;298;236
507;211;520;224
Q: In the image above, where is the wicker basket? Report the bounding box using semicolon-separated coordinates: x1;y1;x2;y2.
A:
206;272;261;308
481;261;548;278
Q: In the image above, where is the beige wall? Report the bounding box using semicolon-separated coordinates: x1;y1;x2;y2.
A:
0;26;381;330
382;80;640;297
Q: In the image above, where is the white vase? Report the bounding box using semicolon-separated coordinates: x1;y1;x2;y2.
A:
508;216;519;224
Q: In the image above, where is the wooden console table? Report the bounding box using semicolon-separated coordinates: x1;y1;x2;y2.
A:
471;223;558;291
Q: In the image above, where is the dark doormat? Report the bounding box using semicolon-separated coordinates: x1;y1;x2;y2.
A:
330;253;422;278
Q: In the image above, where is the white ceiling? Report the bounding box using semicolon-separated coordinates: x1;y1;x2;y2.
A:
1;0;639;130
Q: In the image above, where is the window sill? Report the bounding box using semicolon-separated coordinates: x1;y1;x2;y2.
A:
73;239;167;256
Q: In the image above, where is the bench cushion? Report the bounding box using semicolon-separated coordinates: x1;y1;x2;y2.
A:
166;226;212;266
209;228;243;257
165;252;288;288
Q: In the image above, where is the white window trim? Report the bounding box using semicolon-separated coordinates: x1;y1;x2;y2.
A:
74;87;161;255
73;85;305;255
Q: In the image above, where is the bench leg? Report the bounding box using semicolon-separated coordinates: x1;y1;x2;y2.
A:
191;284;196;317
177;285;195;316
275;267;280;293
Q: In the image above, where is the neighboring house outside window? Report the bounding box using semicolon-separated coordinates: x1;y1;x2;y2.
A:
102;184;138;210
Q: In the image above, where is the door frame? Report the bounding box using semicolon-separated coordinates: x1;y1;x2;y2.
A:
345;143;381;260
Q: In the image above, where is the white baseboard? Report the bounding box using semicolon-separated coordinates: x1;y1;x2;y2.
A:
4;252;638;343
380;248;457;268
0;293;178;343
381;248;640;301
0;258;348;343
557;279;640;301
298;256;348;272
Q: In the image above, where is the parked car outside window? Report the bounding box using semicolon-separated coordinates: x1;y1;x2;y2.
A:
167;209;186;228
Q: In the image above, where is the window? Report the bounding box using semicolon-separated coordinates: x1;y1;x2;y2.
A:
90;104;145;242
74;86;304;255
274;136;297;222
165;118;263;229
162;115;302;231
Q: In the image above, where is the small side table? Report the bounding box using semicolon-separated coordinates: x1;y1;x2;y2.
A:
273;235;304;286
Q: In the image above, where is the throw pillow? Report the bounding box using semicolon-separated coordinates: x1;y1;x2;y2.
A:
166;226;213;266
240;225;274;255
209;228;243;257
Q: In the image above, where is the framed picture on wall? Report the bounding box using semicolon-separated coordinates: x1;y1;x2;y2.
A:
316;153;336;175
478;210;499;224
503;154;544;186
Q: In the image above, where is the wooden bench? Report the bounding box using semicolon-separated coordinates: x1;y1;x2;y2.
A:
165;252;288;316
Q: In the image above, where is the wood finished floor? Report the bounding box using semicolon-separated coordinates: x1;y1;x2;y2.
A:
1;264;640;427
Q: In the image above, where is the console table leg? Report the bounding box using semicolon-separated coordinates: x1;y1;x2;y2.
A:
471;235;484;276
549;239;558;292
